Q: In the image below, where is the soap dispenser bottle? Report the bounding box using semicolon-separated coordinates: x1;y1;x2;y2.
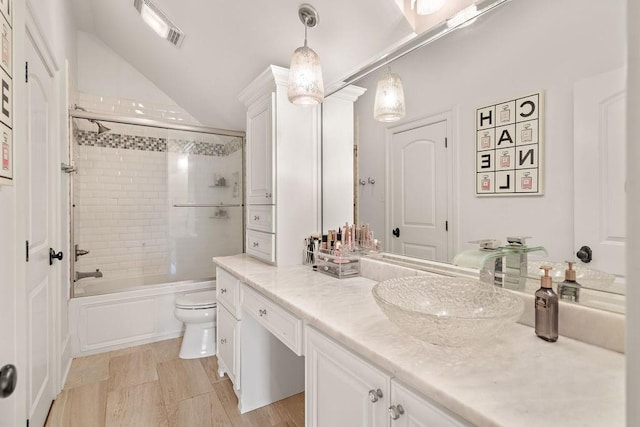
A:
557;261;581;302
535;265;558;342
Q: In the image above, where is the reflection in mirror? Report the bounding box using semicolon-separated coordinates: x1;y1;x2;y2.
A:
323;0;626;301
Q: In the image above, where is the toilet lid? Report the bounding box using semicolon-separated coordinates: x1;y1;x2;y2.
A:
175;290;217;309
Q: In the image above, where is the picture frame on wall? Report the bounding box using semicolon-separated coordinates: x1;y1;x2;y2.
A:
475;91;545;197
0;0;12;185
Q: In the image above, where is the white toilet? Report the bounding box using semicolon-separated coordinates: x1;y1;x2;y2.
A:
174;290;217;359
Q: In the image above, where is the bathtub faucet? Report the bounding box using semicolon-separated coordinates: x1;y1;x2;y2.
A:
75;269;103;281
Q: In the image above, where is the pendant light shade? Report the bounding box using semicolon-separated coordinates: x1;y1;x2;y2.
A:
373;70;406;123
287;4;324;106
288;45;324;105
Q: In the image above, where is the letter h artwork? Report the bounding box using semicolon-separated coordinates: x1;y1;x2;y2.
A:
475;92;544;196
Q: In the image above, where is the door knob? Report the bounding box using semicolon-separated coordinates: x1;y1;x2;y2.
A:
49;248;64;265
392;228;400;238
576;245;592;263
0;364;17;398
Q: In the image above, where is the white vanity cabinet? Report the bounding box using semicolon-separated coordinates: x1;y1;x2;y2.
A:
239;65;320;266
215;266;305;414
245;95;274;205
306;326;468;427
215;267;242;388
306;326;391;426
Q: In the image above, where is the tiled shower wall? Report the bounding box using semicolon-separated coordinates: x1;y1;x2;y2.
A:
73;125;243;285
71;92;200;125
74;142;170;281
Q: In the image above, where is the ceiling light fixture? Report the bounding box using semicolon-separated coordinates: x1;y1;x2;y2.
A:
373;69;406;123
287;4;324;106
133;0;185;47
447;4;480;28
411;0;445;16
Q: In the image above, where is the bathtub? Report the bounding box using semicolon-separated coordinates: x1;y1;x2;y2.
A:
73;273;209;297
69;277;215;357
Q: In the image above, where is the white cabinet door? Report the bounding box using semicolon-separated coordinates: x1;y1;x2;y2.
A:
216;267;241;318
389;380;468;427
217;304;239;385
306;327;390;427
246;94;275;205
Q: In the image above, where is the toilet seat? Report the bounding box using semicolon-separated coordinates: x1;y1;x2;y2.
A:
175;290;217;310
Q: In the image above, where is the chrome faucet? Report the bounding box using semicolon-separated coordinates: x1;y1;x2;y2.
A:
479;237;547;290
75;269;103;281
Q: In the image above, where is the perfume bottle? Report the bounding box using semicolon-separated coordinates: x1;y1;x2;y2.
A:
535;265;558;342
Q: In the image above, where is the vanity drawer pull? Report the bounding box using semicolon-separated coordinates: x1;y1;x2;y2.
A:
220;338;227;345
388;404;405;420
259;309;267;317
369;389;383;403
254;215;260;221
253;242;259;247
220;288;227;294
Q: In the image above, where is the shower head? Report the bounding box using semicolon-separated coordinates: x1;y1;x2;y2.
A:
73;105;111;134
94;121;111;135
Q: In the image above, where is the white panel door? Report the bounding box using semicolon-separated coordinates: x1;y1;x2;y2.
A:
246;95;274;205
389;120;448;261
25;36;57;427
574;68;626;279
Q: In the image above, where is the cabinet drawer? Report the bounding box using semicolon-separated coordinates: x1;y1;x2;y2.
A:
246;205;275;233
241;284;303;356
216;267;241;318
246;230;276;264
217;305;240;386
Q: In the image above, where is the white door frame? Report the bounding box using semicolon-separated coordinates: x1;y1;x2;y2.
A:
385;109;458;262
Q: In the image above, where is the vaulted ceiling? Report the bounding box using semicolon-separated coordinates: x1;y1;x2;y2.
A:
69;0;421;131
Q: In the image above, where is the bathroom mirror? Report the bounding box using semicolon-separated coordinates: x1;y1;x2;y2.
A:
321;0;627;306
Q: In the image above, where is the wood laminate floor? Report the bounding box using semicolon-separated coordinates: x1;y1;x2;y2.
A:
45;337;304;427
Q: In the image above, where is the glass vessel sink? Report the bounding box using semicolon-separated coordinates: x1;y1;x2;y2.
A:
372;276;524;347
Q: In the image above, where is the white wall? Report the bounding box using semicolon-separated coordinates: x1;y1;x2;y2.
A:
75;30;197;123
355;0;625;261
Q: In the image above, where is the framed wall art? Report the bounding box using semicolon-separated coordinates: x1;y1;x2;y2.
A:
0;0;11;185
475;91;544;197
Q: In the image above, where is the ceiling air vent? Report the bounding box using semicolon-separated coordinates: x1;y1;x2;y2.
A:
134;0;185;47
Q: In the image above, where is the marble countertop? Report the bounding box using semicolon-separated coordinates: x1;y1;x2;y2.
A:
214;254;625;427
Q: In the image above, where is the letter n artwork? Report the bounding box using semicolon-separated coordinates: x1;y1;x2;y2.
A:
475;92;544;196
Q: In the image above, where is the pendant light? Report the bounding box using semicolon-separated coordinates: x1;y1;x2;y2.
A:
373;69;406;123
411;0;445;15
287;4;324;106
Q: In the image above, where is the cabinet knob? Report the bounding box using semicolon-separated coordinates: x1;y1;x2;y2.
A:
265;192;272;198
220;288;227;294
388;404;405;420
220;338;227;345
368;389;383;403
254;215;260;221
253;242;259;247
259;309;267;317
